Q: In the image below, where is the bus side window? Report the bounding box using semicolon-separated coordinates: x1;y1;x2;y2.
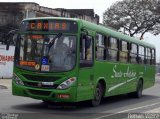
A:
130;43;138;64
138;46;145;64
151;49;155;65
146;48;151;65
108;37;118;61
119;40;129;63
96;33;105;60
80;34;93;68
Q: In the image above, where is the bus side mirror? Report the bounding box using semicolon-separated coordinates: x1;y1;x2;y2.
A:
5;29;19;50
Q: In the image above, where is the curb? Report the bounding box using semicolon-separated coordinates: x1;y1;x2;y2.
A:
0;85;8;89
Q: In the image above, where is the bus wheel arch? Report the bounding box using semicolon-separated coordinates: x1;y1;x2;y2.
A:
90;79;106;107
128;78;143;98
139;78;143;87
98;79;106;97
136;78;143;98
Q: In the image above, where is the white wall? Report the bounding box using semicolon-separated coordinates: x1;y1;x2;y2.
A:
0;45;15;79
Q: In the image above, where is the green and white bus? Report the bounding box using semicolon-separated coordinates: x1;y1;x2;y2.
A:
10;17;156;106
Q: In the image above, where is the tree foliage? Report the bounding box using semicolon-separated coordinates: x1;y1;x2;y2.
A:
103;0;160;39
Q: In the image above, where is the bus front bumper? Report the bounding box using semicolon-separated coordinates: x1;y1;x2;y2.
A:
12;80;77;102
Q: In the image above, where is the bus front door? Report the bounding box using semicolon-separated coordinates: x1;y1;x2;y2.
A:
77;35;94;101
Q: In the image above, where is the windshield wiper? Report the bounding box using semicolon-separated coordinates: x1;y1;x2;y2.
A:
47;33;62;52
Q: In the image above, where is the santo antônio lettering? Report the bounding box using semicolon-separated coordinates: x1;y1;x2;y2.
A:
111;65;137;78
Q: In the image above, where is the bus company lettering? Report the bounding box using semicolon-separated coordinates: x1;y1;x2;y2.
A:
111;65;136;78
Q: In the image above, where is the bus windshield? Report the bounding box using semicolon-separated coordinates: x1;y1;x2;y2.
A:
15;34;77;72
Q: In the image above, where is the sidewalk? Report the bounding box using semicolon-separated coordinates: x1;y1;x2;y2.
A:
0;79;12;89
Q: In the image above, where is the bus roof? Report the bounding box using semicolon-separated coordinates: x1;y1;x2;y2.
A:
22;17;79;22
22;17;155;49
80;20;155;49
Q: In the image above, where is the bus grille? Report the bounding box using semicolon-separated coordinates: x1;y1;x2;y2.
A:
22;74;61;82
28;89;51;96
24;82;58;89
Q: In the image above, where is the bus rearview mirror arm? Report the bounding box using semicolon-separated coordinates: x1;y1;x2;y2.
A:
6;29;19;50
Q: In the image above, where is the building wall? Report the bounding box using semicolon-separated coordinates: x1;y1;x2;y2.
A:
0;12;23;28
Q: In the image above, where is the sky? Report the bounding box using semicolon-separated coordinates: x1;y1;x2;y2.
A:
0;0;160;62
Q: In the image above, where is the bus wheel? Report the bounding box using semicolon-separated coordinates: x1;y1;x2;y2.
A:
128;80;143;98
135;80;143;98
91;83;103;106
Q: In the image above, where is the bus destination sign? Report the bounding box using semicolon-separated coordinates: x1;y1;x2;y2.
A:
20;20;78;33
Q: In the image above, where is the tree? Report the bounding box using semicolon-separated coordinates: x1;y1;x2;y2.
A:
103;0;160;40
151;0;160;35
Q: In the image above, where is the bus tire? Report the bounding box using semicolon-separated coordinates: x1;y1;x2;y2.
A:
128;80;143;98
91;83;103;107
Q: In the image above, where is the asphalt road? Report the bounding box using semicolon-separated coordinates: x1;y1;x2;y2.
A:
0;77;160;119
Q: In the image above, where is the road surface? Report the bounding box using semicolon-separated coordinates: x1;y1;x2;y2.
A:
0;76;160;119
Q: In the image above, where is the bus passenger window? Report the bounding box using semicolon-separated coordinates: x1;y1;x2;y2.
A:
130;43;138;63
151;49;155;65
138;46;145;64
96;34;105;60
119;40;128;63
146;48;151;65
107;37;118;61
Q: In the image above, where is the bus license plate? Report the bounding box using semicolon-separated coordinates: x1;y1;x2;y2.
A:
42;82;54;86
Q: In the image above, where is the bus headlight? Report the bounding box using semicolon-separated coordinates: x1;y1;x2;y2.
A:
13;73;24;86
57;77;76;90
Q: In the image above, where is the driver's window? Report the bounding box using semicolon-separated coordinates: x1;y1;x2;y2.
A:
80;34;93;67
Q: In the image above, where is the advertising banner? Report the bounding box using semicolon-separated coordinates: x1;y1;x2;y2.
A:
0;45;15;79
